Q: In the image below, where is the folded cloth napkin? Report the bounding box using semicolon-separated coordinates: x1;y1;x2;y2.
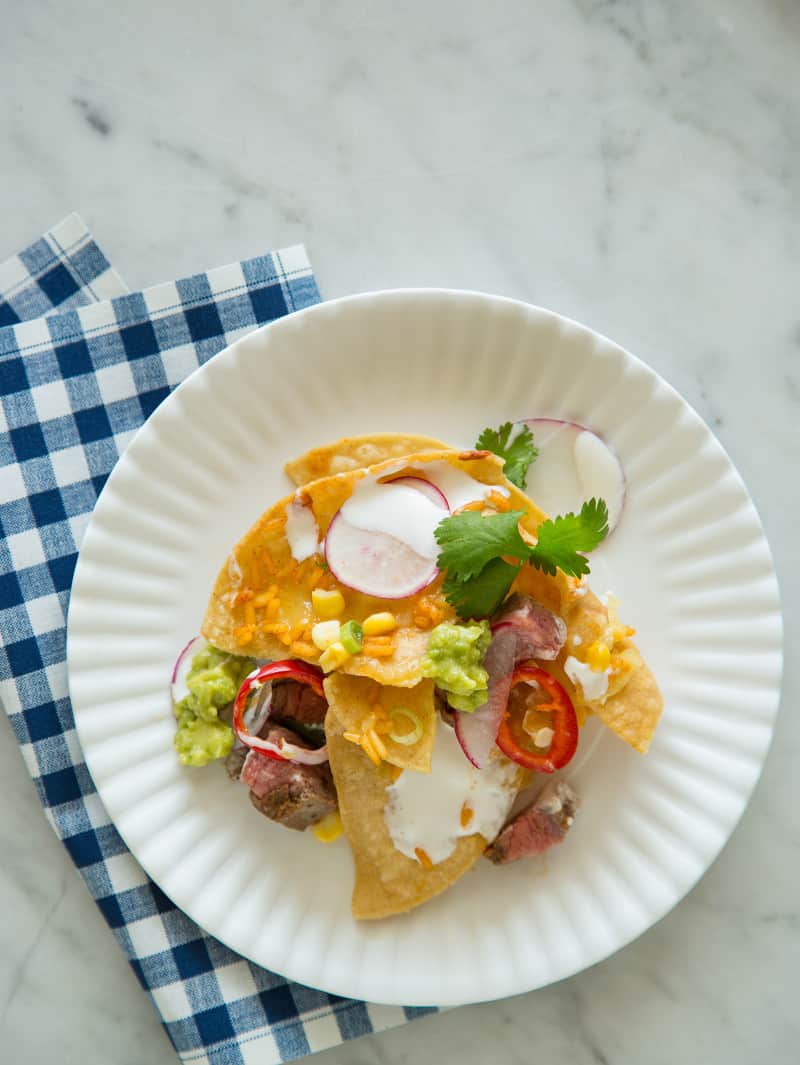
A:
0;212;128;323
0;219;435;1064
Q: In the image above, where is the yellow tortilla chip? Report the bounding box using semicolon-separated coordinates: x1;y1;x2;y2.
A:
201;449;519;686
323;674;437;773
326;706;488;919
285;433;448;486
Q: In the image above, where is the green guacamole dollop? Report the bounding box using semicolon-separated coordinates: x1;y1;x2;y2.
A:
421;621;491;713
173;645;254;766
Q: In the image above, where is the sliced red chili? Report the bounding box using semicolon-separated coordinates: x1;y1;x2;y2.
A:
233;660;326;762
495;665;578;773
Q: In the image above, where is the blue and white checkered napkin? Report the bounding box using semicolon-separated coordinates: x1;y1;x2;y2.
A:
0;218;436;1064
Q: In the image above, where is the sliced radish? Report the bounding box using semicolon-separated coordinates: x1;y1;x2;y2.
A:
523;418;626;532
243;681;273;736
383;475;449;509
325;512;438;599
170;635;205;705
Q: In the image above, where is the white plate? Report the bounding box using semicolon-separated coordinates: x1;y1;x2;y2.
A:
67;290;783;1007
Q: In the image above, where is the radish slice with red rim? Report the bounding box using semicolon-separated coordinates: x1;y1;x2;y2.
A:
325;475;447;599
170;635;205;705
522;418;626;533
383;475;449;509
325;513;439;598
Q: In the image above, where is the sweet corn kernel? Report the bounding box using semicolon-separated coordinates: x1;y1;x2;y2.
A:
312;811;343;843
312;588;345;618
319;641;350;673
311;620;341;650
362;611;398;636
586;640;611;672
265;598;281;618
244;602;256;626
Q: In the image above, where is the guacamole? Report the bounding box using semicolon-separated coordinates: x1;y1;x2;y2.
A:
421;621;491;713
173;645;254;766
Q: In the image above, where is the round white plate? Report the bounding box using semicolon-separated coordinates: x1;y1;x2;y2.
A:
67;291;782;1006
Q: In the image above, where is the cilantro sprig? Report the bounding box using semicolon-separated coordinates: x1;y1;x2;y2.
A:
435;499;609;619
476;422;537;490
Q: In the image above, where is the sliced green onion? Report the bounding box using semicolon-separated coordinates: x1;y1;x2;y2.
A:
339;619;363;655
389;707;423;746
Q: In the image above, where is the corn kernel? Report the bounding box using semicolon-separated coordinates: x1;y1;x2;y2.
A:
312;811;343;843
311;620;341;650
319;641;350;673
586;640;611;672
312;588;345;618
265;598;281;618
244;602;256;626
362;611;398;636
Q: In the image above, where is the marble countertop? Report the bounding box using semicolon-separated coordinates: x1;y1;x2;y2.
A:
1;1;798;1063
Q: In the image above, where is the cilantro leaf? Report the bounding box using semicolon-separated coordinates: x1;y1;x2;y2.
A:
442;557;521;620
435;510;530;582
476;421;538;490
528;498;609;578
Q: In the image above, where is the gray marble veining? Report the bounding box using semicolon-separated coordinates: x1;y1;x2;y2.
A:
1;1;798;1063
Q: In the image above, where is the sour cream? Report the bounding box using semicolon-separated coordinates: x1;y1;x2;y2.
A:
284;497;319;562
384;719;519;865
412;460;508;512
564;655;609;702
340;480;443;559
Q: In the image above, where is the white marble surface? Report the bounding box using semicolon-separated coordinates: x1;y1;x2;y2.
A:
1;1;798;1062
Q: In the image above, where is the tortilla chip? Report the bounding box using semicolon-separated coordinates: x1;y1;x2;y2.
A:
201;449;520;686
594;660;663;754
285;434;448;486
323;674;437;773
326;707;488;919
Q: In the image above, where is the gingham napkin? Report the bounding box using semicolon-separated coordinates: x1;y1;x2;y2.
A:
0;219;435;1064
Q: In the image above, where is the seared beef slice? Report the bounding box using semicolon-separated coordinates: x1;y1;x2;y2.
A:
486;780;578;864
240;726;337;831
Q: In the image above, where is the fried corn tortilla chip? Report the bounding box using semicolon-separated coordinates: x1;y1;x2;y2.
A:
285;433;448;486
326;706;489;919
323;674;437;773
202;443;663;752
201;449;520;687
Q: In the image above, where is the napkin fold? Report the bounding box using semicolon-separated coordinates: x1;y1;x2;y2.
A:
0;218;435;1064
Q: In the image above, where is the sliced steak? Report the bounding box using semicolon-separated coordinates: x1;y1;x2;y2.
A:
457;596;568;768
485;779;578;864
225;745;248;781
240;725;337;831
492;593;567;662
271;680;328;728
